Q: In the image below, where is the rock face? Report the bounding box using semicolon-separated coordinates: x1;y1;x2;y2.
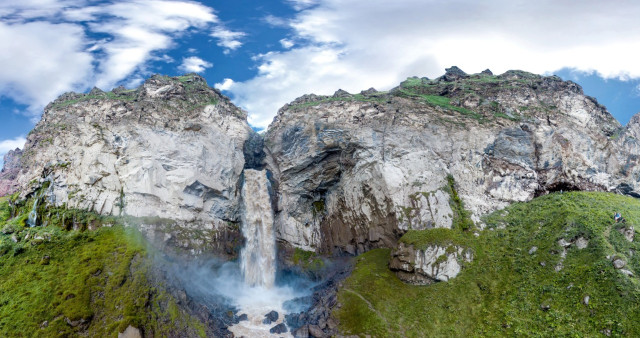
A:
389;242;473;284
264;68;640;254
8;74;252;255
0;148;23;196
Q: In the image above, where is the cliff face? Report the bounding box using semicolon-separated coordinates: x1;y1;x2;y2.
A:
5;68;640;257
265;67;640;254
11;74;252;254
0;148;23;196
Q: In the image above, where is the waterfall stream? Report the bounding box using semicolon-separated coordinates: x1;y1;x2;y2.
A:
228;169;297;337
240;169;276;288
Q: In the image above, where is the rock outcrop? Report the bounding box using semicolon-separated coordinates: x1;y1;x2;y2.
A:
389;242;473;284
264;68;640;255
8;74;252;255
0;148;23;196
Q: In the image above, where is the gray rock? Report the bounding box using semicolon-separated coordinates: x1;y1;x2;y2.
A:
308;324;325;337
619;226;635;242
528;246;538;255
613;258;626;269
390;242;473;284
118;325;142;338
263;310;279;324
293;324;309;338
270;323;288;334
575;237;589;249
583;295;590;305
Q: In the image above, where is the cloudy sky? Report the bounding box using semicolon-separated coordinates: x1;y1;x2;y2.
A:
2;0;640;165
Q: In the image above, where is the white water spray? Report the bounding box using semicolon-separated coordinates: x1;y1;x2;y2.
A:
27;191;42;228
240;169;276;288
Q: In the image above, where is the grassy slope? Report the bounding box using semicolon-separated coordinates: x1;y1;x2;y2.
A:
335;192;640;336
0;196;206;337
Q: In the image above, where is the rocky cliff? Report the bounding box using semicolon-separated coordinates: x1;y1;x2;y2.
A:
265;67;640;255
4;67;640;258
7;74;252;255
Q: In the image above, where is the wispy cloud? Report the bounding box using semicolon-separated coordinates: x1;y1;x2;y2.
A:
210;27;246;53
179;56;213;73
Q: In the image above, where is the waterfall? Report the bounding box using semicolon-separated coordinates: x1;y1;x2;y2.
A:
27;191;41;228
240;169;276;288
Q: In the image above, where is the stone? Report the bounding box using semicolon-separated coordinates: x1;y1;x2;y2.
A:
613;258;626;269
118;325;142;338
270;323;288;334
619;226;635;242
293;324;309;338
528;246;538;255
575;237;589;249
583;295;590;305
40;255;50;265
308;324;325;337
540;303;550;311
263;310;279;324
236;313;248;322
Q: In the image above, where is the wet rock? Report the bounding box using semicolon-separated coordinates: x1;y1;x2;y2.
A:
293;324;309;338
263;310;279;324
270;323;288;334
237;313;248;322
308;324;324;337
118;325;142;338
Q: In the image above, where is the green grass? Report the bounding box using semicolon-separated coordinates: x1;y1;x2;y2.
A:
335;192;640;336
0;193;207;337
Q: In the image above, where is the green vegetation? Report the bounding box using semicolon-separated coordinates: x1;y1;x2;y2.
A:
51;91;137;109
292;248;324;272
336;192;640;336
444;174;474;231
0;191;207;337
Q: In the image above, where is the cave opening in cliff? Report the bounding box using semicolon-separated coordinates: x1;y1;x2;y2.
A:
535;181;581;197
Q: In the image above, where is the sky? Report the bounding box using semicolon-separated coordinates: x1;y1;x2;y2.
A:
2;0;640;166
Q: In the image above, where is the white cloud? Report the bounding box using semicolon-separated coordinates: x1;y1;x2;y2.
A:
0;21;93;113
211;27;246;53
215;78;235;91
0;0;220;118
179;56;213;73
264;15;288;27
225;0;640;129
280;39;294;49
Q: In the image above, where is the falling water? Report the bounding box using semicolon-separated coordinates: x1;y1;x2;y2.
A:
27;191;41;228
240;169;276;288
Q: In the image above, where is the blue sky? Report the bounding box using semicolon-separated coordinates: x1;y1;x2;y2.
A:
2;0;640;166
